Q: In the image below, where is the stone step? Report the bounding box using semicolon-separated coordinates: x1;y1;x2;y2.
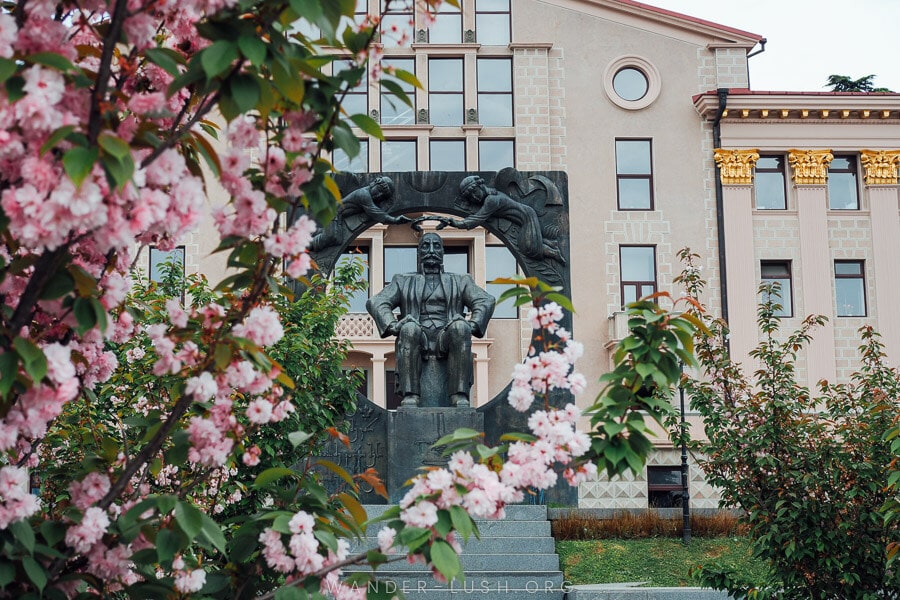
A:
348;552;559;572
351;535;557;554
362;503;549;521
361;519;552;538
354;572;564;590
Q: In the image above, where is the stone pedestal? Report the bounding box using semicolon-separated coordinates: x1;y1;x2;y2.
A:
387;407;484;503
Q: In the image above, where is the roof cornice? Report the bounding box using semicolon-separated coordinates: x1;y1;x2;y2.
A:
694;90;900;122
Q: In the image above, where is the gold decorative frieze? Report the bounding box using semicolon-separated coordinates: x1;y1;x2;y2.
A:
788;149;833;185
860;150;900;185
714;148;760;185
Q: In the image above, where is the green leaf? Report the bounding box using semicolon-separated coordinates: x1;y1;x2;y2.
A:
274;586;307;600
40;521;66;547
13;337;47;383
40;125;77;156
101;150;135;189
144;48;184;78
39;269;75;300
0;560;14;587
22;556;46;592
288;430;313;447
0;58;16;85
73;297;98;334
62;146;98;187
228;74;261;113
174;501;203;540
449;505;475;541
238;36;267;67
430;539;462;581
98;133;132;160
348;113;384;140
272;59;304;103
12;519;36;554
254;467;297;488
26;52;77;72
200;40;238;80
332;124;360;158
155;529;182;563
198;511;228;555
0;352;20;398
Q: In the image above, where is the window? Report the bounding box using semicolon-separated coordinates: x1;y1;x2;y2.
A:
430;139;465;171
334;139;368;172
478;139;514;171
384;246;417;286
429;58;464;126
620;246;656;307
429;1;461;43
615;139;653;210
149;246;185;300
755;155;787;210
381;140;417;171
149;246;185;283
760;261;793;317
486;245;518;318
336;247;369;313
835;261;866;317
647;466;685;508
334;59;367;120
612;68;648;102
828;155;860;210
477;58;513;127
380;0;413;47
380;57;415;125
384;245;468;284
475;0;510;45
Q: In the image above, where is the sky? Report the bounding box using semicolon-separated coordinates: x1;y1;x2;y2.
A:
643;0;900;92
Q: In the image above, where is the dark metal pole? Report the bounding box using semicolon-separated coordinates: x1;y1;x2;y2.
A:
679;370;691;544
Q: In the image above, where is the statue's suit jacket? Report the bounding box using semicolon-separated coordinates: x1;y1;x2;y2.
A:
367;272;495;339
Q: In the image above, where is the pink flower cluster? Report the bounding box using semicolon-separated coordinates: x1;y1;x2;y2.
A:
263;215;317;279
172;556;207;593
65;506;110;553
0;466;40;529
509;303;586;412
259;510;363;598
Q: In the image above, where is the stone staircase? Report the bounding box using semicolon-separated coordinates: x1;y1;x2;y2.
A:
349;504;566;599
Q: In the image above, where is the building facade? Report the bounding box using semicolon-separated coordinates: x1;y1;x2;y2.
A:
167;0;900;509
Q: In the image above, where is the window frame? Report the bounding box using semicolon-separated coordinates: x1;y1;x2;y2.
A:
615;138;654;211
476;57;513;127
334;58;368;122
619;245;657;308
428;1;462;43
379;0;413;47
647;466;685;508
834;260;867;317
428;57;465;126
336;246;370;314
429;139;466;171
828;154;861;210
380;57;416;126
760;260;794;318
334;139;368;173
380;139;417;171
754;154;788;210
478;138;515;171
475;0;511;46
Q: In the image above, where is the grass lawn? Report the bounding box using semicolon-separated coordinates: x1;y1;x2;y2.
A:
556;537;770;587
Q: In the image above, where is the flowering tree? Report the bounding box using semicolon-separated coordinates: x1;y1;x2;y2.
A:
0;0;702;596
676;250;900;598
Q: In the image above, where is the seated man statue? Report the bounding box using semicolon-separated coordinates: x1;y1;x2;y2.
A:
366;232;495;408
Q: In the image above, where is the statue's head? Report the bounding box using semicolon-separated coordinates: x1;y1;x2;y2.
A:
417;232;444;274
459;175;487;204
369;176;394;204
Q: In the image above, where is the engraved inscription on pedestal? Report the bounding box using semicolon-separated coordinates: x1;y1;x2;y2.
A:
387;407;484;503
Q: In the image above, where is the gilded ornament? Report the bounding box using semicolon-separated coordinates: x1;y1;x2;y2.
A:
860;150;900;185
713;148;760;185
788;149;833;185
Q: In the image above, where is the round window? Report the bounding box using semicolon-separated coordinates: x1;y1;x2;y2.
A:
603;56;661;110
613;67;648;102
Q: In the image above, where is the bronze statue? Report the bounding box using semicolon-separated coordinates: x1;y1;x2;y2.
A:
309;176;410;251
450;175;565;264
366;232;495;408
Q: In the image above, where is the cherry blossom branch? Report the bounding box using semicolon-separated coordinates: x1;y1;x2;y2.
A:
87;0;129;145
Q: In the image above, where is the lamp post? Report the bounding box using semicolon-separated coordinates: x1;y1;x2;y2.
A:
679;365;691;544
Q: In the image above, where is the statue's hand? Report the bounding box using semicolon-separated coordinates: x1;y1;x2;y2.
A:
384;321;401;336
393;215;412;224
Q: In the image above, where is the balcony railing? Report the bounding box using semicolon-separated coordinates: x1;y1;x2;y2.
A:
337;313;376;338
